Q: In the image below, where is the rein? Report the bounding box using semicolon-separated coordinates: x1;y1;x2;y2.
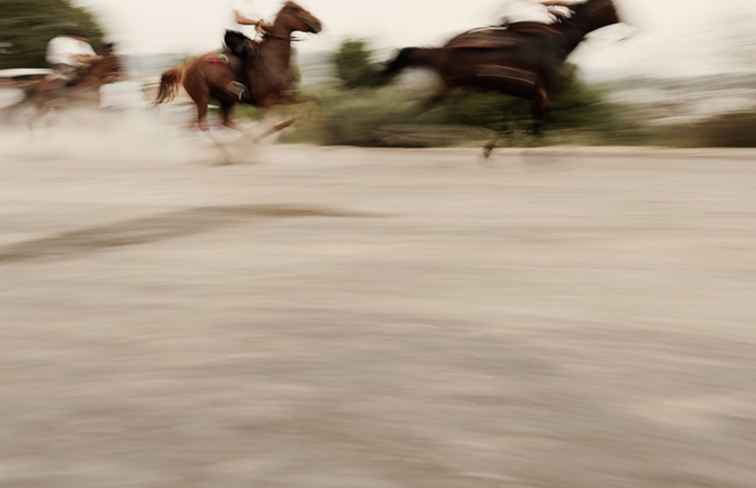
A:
263;32;304;42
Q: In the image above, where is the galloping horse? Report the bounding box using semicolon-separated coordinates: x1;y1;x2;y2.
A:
155;1;322;137
383;0;623;156
3;44;122;125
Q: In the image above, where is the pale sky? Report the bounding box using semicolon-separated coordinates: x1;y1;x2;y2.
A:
78;0;756;78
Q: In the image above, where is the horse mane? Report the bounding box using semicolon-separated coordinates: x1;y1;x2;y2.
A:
446;21;561;47
540;0;587;7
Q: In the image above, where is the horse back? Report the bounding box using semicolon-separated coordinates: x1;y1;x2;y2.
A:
445;22;561;50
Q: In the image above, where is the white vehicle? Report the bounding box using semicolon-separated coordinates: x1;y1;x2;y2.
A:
0;69;52;109
0;68;52;79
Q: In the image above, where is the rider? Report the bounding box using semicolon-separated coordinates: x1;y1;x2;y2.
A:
46;30;100;83
541;0;578;22
498;0;575;26
227;0;271;39
223;0;272;100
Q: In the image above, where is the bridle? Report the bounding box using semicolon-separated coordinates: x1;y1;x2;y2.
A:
262;11;317;42
263;31;304;42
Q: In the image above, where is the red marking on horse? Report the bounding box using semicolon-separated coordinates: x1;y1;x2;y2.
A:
205;54;231;65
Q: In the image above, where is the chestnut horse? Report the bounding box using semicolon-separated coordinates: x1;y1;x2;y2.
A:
383;0;623;157
155;1;322;137
3;44;122;125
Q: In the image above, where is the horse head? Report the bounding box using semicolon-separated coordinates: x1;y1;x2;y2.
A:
274;1;323;36
90;48;122;84
567;0;622;34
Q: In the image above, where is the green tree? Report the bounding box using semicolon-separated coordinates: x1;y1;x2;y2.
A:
0;0;105;70
332;38;382;89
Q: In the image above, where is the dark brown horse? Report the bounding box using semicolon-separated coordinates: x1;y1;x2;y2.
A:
383;0;623;156
155;1;322;136
3;44;122;125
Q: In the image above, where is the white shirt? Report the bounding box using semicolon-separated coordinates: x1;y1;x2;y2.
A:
498;0;581;24
227;0;259;36
46;36;96;67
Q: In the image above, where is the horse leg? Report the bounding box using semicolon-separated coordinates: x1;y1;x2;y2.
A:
483;120;515;158
530;86;549;137
202;103;236;164
255;117;296;143
287;93;320;106
190;90;234;164
28;98;47;132
483;88;536;159
185;76;210;131
411;87;449;118
2;97;28;125
220;100;236;129
483;100;512;159
196;98;209;131
483;136;500;159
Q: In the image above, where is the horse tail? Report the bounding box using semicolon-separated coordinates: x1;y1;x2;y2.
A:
383;48;414;78
155;67;183;104
383;47;442;80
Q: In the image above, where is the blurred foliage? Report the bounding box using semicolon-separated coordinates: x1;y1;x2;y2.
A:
267;39;756;149
331;38;383;89
655;111;756;148
0;0;105;70
291;50;302;86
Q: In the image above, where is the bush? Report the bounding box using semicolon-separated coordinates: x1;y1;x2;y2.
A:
332;39;383;89
280;39;649;147
281;61;643;147
656;111;756;147
0;0;106;69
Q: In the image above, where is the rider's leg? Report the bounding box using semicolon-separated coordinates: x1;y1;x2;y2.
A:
225;81;247;101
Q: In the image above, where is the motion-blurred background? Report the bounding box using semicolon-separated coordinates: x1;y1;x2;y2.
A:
2;0;756;147
2;3;756;488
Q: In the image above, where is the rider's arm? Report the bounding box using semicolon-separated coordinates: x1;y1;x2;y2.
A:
234;10;262;26
72;40;100;62
72;54;100;64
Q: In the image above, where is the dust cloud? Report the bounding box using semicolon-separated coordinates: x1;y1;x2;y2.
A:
0;105;263;165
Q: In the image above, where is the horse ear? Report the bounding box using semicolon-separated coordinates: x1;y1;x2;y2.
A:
224;30;249;58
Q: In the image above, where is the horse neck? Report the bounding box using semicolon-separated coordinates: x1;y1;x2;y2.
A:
556;0;619;55
262;18;295;63
552;24;587;58
74;60;107;88
537;0;617;59
83;57;117;86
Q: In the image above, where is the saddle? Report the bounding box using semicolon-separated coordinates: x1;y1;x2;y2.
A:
446;22;562;50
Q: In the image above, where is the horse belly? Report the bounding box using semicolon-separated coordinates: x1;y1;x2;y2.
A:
454;64;539;99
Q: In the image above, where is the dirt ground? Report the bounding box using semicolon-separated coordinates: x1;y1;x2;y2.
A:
2;140;756;487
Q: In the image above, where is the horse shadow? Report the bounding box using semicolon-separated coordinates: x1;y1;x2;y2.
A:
0;204;389;265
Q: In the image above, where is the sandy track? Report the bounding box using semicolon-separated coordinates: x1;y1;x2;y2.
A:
2;144;756;487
